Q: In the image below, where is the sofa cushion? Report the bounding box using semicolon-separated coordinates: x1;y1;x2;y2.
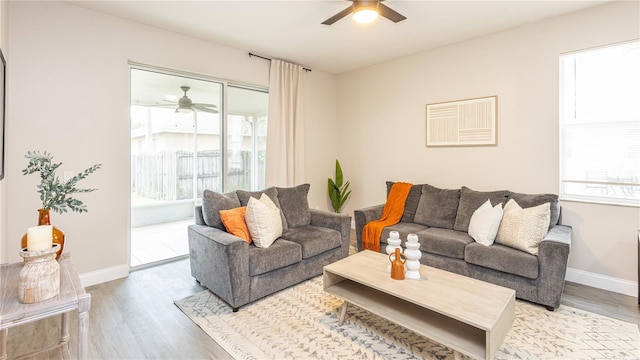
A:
386;182;424;223
281;225;342;259
508;192;559;229
453;186;510;232
380;223;429;246
245;195;283;248
248;239;302;276
465;242;539;279
202;190;241;230
237;187;288;231
219;206;251;243
496;200;550;255
414;185;460;229
276;184;311;228
415;227;473;259
468;200;504;246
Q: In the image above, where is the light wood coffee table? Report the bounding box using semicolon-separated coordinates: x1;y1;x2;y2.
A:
323;250;515;360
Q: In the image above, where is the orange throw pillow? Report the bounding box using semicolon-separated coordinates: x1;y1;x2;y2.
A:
219;206;252;244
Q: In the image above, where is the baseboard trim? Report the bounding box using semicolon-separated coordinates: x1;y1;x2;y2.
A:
79;263;129;288
566;267;638;297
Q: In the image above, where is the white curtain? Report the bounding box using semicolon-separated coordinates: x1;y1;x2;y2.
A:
265;59;305;187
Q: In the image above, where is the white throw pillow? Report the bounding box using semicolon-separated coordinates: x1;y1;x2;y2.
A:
245;194;283;248
468;199;503;246
495;199;551;255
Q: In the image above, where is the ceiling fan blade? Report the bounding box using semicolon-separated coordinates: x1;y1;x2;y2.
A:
192;102;218;109
322;6;353;25
137;103;174;108
378;3;406;23
192;104;219;114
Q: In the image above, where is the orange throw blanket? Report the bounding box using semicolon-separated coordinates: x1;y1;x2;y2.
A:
362;182;413;252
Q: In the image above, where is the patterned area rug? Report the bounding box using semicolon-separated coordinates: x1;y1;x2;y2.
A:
175;276;639;360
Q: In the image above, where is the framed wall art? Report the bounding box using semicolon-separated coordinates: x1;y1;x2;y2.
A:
426;96;497;147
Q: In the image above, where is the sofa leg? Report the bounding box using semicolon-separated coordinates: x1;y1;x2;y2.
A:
233;307;239;313
545;305;555;312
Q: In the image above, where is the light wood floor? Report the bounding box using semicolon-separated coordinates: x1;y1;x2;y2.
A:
6;233;640;359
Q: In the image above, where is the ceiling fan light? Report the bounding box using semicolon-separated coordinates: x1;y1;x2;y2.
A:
175;106;193;113
353;8;378;23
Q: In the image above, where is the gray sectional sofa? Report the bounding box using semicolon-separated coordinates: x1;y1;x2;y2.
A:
188;184;351;311
355;182;572;310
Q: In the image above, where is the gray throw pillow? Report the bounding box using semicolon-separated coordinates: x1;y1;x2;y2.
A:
453;186;510;232
508;192;560;229
236;187;288;231
414;184;461;229
276;184;311;228
386;181;424;223
201;190;241;230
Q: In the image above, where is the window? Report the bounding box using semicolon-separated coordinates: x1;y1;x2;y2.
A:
130;67;268;210
559;41;640;206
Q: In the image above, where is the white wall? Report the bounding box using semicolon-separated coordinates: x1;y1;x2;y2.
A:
337;1;640;295
4;1;338;283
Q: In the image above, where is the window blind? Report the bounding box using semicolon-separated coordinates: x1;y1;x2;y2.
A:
559;41;640;206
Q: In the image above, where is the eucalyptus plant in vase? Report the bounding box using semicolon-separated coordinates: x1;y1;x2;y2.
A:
20;150;102;258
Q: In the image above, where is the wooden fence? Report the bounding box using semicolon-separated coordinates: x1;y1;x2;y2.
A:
132;150;261;201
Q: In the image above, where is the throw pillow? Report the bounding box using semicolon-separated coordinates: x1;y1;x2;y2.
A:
236;187;288;231
202;190;241;230
508;192;559;230
276;184;311;228
495;199;551;255
245;194;283;248
453;186;510;232
413;184;461;229
219;206;251;244
468;199;504;246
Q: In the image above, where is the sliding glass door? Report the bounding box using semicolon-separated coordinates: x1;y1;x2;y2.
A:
130;67;267;267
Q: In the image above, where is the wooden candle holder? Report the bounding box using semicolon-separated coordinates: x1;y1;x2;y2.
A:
19;244;61;304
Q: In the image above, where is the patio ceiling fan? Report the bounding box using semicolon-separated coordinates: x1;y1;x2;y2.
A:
142;86;219;113
168;86;219;114
322;0;406;25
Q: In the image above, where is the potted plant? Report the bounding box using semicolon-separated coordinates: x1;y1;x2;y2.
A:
21;150;102;257
327;159;351;213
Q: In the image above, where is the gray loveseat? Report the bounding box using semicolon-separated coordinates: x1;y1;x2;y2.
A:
355;183;572;310
188;184;351;311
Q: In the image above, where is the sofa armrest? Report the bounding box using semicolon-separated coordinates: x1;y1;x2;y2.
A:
354;204;384;251
310;209;352;259
188;224;250;308
537;224;572;309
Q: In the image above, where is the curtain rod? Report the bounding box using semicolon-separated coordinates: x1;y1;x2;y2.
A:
249;52;312;72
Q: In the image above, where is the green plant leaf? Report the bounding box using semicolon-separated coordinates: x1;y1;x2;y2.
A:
335;160;343;188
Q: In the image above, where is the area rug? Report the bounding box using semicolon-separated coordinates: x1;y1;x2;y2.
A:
175;276;639;360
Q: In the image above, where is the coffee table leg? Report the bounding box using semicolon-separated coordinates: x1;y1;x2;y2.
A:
339;301;349;326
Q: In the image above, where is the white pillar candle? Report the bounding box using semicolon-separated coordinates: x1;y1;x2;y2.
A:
27;225;53;252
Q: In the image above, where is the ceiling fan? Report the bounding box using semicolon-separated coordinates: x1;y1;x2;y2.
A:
322;0;407;25
141;86;219;113
169;86;219;114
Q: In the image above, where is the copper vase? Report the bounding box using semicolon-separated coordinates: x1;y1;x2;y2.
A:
21;208;65;260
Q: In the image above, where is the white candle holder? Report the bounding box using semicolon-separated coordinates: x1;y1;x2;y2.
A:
19;244;61;304
385;231;402;272
404;233;422;280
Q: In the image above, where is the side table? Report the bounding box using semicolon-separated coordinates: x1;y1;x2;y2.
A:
0;253;90;359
